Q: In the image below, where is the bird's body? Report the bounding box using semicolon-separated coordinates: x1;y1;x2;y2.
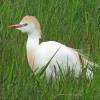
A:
9;16;97;80
27;39;82;79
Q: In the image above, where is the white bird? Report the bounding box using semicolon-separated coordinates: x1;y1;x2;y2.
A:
9;16;97;80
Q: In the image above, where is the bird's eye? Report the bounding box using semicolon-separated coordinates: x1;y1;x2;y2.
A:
24;23;28;26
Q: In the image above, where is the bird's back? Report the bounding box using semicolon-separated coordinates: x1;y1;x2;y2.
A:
35;41;82;78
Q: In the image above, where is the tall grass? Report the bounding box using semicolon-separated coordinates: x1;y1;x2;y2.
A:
0;0;100;99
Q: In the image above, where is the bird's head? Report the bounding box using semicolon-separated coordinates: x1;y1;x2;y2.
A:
9;16;42;38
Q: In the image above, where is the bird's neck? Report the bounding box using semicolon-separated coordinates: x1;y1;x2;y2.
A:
27;31;40;50
26;31;40;71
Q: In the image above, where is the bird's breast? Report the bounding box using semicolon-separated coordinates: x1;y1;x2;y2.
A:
27;50;37;71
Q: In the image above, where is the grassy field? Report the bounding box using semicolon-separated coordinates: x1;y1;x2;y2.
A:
0;0;100;99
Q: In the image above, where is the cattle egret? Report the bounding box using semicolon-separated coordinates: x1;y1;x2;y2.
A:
9;16;98;80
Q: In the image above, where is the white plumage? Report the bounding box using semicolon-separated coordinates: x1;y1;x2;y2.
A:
9;16;98;80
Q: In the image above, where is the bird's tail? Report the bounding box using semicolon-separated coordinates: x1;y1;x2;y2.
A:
78;51;99;80
82;57;99;80
80;53;99;68
76;49;99;68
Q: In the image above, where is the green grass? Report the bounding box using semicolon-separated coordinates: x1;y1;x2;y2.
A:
0;0;100;99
